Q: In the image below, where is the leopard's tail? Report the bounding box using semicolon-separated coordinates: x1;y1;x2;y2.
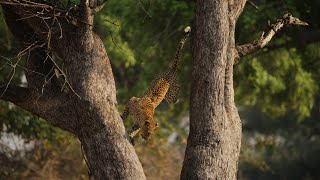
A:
166;26;191;79
162;26;191;103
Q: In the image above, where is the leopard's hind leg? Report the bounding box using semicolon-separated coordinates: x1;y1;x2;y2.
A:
165;78;180;104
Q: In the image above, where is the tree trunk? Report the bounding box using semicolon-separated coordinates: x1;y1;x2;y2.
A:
0;2;146;179
181;0;246;179
56;33;146;179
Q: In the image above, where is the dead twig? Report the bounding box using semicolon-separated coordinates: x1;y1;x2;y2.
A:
47;54;81;99
247;0;259;11
236;13;308;60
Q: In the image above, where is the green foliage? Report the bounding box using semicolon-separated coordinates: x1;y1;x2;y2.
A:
302;42;320;80
95;0;194;102
235;48;318;119
95;15;137;68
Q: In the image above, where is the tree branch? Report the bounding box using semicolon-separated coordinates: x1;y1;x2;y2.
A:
79;0;95;28
25;46;62;95
93;1;108;14
0;84;29;105
236;13;308;60
1;3;62;94
247;0;259;11
0;0;78;42
0;81;78;133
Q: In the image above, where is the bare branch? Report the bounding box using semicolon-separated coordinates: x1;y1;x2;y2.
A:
93;1;108;14
1;0;78;43
236;13;308;60
136;0;152;18
0;0;52;8
0;52;77;133
247;0;259;11
47;54;81;99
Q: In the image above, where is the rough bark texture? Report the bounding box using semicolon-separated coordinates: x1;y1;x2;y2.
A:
180;1;307;179
181;0;246;179
0;1;145;179
1;1;308;179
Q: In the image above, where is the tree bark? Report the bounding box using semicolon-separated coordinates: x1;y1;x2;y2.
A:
0;1;146;179
181;0;246;179
1;1;308;179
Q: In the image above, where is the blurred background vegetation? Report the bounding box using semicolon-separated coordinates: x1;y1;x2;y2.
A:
0;0;319;179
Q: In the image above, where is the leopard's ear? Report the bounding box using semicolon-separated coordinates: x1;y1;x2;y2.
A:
155;122;159;127
145;121;150;126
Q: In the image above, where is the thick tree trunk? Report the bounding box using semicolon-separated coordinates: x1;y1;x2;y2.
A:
181;0;245;179
57;34;146;179
0;2;146;179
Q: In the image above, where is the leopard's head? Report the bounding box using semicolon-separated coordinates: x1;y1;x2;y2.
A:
141;120;158;140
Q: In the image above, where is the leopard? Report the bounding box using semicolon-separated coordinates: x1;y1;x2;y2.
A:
121;26;191;143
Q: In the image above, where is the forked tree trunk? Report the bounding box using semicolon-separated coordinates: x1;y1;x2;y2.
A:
1;0;246;179
0;3;146;179
181;1;246;179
